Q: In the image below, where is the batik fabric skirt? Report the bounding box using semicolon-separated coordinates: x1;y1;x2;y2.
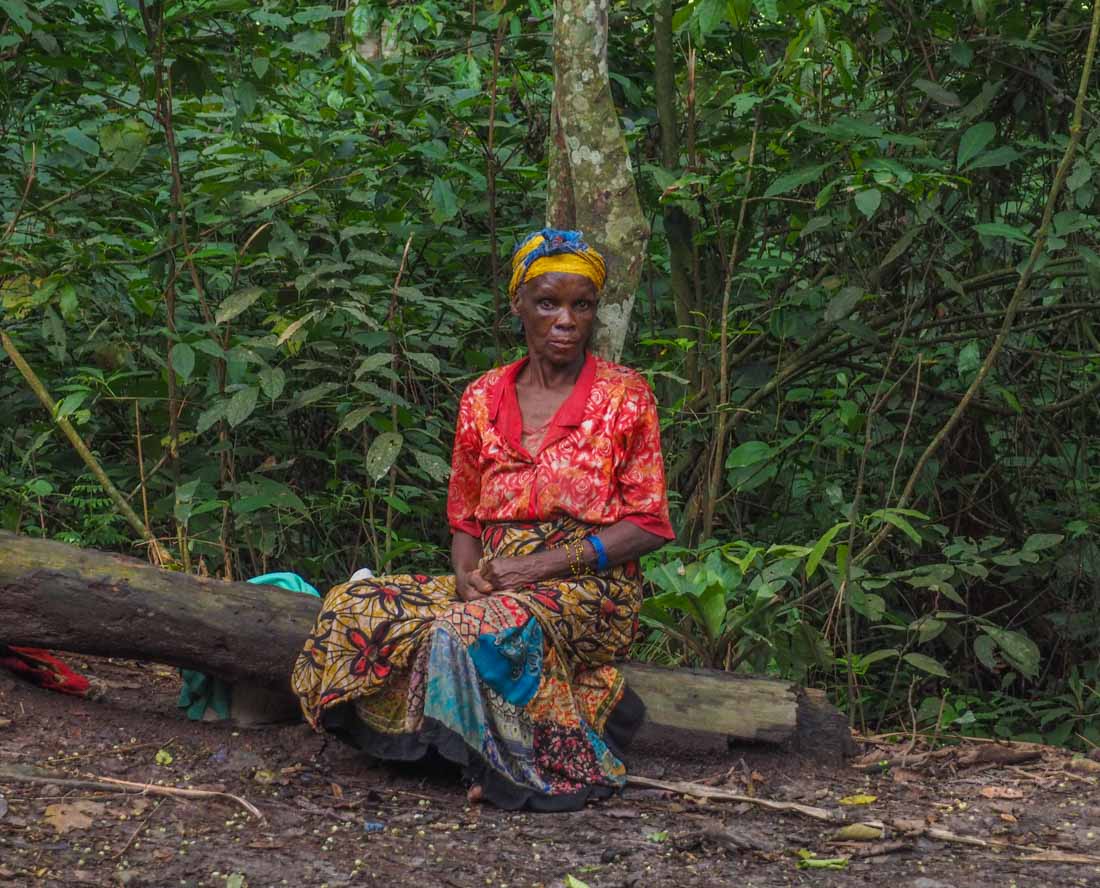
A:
290;518;645;810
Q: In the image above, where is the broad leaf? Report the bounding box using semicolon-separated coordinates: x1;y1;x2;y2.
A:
903;652;948;677
957;121;995;169
226;386;259;428
216;287;263;325
763;164;830;198
366;432;403;481
169;343;195;383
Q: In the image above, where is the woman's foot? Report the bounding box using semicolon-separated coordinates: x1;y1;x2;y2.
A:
466;783;484;804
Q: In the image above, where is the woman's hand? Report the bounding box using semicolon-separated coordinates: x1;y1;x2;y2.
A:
456;567;494;602
476;554;545;594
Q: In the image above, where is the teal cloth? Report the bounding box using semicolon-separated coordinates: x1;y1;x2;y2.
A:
468;618;543;707
177;572;320;720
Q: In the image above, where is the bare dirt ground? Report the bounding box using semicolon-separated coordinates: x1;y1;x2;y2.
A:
2;655;1099;888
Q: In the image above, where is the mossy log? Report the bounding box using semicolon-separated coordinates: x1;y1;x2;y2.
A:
0;531;853;760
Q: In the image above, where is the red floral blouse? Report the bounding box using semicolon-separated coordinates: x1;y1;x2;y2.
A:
447;353;675;540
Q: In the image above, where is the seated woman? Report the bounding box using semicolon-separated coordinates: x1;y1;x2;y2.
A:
291;229;675;811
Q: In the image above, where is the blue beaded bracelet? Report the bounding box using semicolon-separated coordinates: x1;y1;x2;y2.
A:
585;534;609;572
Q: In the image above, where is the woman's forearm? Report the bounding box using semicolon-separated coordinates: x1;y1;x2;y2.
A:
451;530;483;577
579;520;665;571
478;520;666;591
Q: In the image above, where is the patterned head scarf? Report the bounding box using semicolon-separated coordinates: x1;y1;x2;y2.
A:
508;229;606;300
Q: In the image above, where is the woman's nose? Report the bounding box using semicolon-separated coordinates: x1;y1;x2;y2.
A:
553;309;576;330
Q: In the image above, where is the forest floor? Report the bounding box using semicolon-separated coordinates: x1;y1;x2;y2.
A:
2;657;1099;888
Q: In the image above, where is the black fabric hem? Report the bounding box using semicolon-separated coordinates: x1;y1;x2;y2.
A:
320;683;646;813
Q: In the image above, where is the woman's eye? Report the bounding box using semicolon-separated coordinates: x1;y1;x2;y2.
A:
538;300;554;310
576;301;590;310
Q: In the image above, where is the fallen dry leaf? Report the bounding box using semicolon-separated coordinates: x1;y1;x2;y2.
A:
1066;758;1100;774
891;768;922;784
0;718;12;729
893;818;929;833
833;822;884;841
999;813;1018;823
838;793;877;806
43;800;104;834
980;786;1025;800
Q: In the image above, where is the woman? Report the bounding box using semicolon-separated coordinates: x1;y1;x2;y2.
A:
292;229;675;811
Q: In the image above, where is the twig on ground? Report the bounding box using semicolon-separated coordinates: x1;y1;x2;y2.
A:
626;774;838;822
0;769;263;820
113;798;164;860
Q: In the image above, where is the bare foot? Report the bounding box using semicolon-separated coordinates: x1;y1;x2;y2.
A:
466;784;484;804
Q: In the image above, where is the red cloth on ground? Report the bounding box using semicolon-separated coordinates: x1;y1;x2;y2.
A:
0;645;91;696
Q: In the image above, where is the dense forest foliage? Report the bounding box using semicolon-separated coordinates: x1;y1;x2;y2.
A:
2;0;1098;748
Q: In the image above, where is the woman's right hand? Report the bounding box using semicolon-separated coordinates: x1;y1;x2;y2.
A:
456;568;494;602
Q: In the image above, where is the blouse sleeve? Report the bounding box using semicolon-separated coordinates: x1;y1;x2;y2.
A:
614;385;676;540
447;385;483;537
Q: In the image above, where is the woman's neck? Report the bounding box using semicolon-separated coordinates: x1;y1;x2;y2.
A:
520;351;586;391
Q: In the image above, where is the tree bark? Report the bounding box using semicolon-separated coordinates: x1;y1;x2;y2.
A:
653;0;698;385
0;531;852;758
548;0;649;361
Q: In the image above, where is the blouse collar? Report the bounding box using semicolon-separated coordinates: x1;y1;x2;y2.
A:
489;352;596;457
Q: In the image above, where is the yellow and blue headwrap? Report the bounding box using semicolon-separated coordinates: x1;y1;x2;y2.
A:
508;229;606;300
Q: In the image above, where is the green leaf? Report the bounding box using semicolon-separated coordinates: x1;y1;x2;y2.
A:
966;146;1021;171
957;121;995;169
825;286;862;322
754;0;779;21
982;626;1039;678
870;509;922;544
216;287;263;325
1021;533;1063;552
288;30;330;55
564;876;591;888
854;188;881;219
0;0;33;32
226;386;259;428
414;450;451;483
59;126;100;156
169;343;195;383
430;177;458;223
973;634;999;672
277;311;316;346
975;222;1033;245
258;366;285;401
407;352;440;375
860;648;899;668
806;521;849;578
958;340;981;377
99;119;149;171
338;406;374;433
903;652;948;678
725;440;773;469
763;164;830;198
914;78;960;107
366;432;403;481
196;400;227;435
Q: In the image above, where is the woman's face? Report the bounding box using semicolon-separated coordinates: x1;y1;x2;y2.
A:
512;272;599;367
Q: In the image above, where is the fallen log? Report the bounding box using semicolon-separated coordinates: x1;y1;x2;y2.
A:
0;531;853;759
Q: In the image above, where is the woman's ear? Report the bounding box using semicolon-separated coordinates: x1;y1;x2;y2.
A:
509;291;522;316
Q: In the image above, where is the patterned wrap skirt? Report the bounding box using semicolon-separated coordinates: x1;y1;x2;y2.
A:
290;518;646;811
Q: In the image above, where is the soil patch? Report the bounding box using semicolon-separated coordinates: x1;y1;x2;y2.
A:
2;656;1099;887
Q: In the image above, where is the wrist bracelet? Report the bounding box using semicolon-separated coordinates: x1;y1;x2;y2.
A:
585;534;609;572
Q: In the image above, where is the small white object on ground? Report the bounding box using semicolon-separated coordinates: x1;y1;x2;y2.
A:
349;567;375;582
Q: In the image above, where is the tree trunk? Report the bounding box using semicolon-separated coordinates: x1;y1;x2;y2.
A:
653;0;699;386
0;531;852;759
547;0;649;362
